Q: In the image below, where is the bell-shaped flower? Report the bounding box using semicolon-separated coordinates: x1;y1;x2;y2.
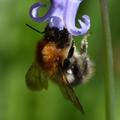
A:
29;0;90;36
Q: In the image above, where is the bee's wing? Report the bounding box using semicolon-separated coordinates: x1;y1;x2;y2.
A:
57;64;84;114
25;61;48;91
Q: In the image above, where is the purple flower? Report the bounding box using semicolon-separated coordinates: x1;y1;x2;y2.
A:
29;0;90;36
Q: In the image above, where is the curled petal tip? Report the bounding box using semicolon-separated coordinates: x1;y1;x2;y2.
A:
29;2;55;22
29;2;45;22
82;15;91;30
69;15;91;36
64;0;90;36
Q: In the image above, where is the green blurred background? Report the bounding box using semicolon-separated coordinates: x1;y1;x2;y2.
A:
0;0;119;120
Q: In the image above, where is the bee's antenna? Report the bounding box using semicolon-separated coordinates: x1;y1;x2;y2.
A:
25;24;45;34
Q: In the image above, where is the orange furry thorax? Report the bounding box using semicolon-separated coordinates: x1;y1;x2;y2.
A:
36;40;66;75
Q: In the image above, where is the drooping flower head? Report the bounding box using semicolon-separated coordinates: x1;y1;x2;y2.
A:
29;0;90;36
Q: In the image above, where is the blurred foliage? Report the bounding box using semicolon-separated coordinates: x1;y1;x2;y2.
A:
0;0;119;120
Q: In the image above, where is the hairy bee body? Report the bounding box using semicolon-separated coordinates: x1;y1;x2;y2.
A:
26;26;72;89
26;26;94;113
36;40;70;75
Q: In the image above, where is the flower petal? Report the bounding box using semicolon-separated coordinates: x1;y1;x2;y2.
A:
70;15;91;36
64;0;90;36
49;16;64;30
48;0;67;30
82;15;91;30
29;2;55;22
29;0;91;35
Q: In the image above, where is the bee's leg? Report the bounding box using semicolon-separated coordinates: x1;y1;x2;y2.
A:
80;34;89;55
63;41;76;70
80;34;92;77
67;41;75;58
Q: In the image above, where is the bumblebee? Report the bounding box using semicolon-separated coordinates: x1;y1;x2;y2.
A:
26;25;94;113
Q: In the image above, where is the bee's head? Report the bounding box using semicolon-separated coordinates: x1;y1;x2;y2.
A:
44;26;72;49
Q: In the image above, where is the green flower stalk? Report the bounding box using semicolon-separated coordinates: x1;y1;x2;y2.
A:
99;0;115;120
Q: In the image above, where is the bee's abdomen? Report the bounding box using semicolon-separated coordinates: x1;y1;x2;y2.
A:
64;59;83;86
64;56;94;86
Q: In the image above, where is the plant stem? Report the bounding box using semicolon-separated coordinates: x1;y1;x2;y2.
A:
99;0;115;120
